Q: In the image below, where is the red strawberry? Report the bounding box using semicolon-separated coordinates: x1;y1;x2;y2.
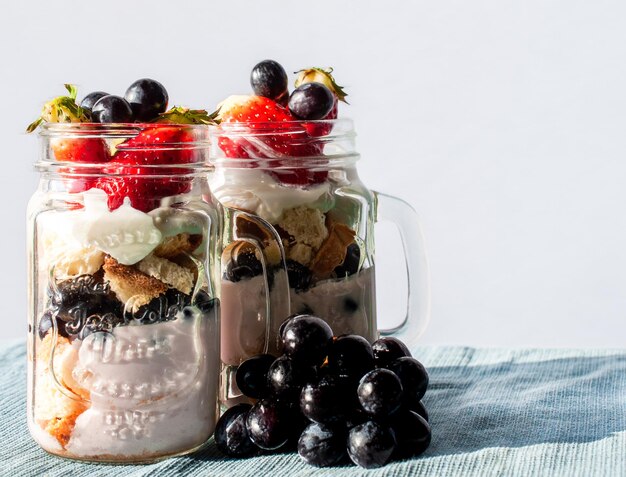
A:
94;175;158;212
51;137;111;163
95;110;215;211
216;95;326;186
52;138;111;193
26;84;110;194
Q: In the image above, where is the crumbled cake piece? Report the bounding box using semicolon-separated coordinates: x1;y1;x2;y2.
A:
35;334;89;447
287;243;314;266
153;233;203;259
137;254;194;294
310;222;356;280
47;244;105;280
278;206;328;250
103;256;168;309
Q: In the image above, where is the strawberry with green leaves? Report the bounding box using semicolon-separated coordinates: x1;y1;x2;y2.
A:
27;84;112;192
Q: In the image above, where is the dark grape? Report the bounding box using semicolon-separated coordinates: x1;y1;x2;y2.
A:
372;337;412;368
288;82;334;120
267;355;316;398
334;243;361;278
390;410;431;458
298;422;347;467
388;357;429;409
124;78;169;122
415;400;429;422
300;374;353;424
91;95;133;123
250;60;289;103
281;314;333;366
357;369;403;418
236;354;276;399
214;404;258;457
80;91;108;113
246;398;290;450
328;334;374;380
347;421;396;469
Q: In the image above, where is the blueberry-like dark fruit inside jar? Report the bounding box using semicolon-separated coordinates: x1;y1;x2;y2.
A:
250;59;289;104
223;241;264;282
214;404;258;457
91;95;134;123
288;82;334;120
124;78;169;122
280;314;333;367
286;260;313;291
38;311;69;339
334;242;361;278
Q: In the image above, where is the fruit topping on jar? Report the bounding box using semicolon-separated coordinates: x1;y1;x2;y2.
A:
27;81;216;213
214;314;432;469
215;60;349;186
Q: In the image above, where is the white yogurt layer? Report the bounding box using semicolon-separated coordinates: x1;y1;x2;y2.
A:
67;312;219;458
209;169;333;223
38;189;162;267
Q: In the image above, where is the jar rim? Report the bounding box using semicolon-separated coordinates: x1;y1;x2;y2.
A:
38;122;212;136
36;122;212;174
209;118;358;165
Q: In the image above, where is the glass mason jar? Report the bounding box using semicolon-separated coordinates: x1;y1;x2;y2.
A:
208;119;430;405
27;123;221;462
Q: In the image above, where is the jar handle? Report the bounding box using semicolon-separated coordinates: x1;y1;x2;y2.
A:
372;192;431;348
229;209;291;354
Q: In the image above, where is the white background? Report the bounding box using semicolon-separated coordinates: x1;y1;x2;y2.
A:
1;0;625;347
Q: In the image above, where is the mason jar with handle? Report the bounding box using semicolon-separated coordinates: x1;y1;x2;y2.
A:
209;118;430;405
27;123;221;462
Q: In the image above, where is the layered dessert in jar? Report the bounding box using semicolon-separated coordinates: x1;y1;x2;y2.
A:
27;81;220;462
208;62;378;394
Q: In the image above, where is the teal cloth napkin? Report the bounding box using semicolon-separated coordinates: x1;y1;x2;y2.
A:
2;341;626;477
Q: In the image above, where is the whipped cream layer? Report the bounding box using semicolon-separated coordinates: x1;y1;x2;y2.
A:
66;311;219;458
209;169;333;223
38;189;162;268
